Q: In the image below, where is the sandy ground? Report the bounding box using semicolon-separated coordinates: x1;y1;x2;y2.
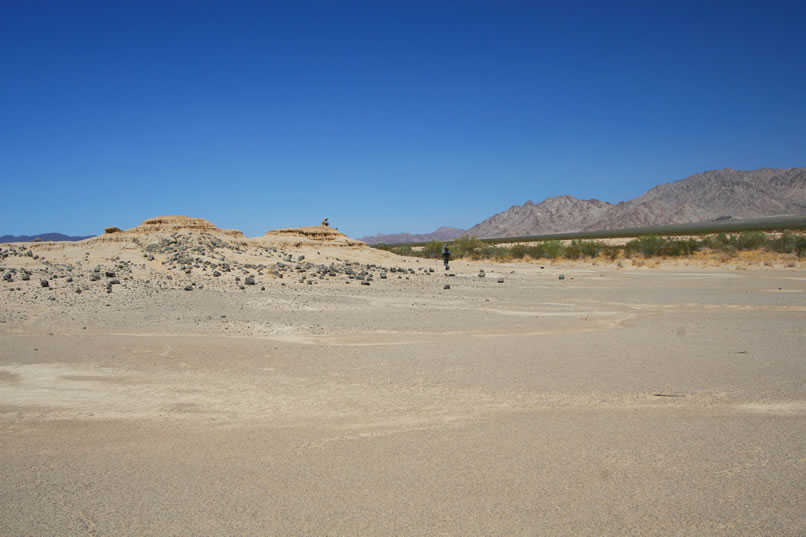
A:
1;233;805;536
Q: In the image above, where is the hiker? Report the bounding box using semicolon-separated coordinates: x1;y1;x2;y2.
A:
442;246;451;270
321;217;329;227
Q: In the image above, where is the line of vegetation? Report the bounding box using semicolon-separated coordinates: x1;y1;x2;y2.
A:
383;214;806;249
374;231;806;261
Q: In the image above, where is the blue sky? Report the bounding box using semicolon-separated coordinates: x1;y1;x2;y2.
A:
1;1;804;238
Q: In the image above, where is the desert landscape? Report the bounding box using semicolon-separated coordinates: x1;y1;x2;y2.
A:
1;216;804;536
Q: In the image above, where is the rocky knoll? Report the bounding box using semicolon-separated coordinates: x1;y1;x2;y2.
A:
260;226;366;249
91;215;246;241
0;216;437;305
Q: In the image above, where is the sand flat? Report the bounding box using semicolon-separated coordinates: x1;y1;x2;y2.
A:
1;257;804;536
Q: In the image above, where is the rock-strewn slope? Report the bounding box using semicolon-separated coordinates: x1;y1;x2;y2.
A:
0;217;433;303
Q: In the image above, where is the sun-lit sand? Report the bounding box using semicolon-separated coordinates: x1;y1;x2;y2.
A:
1;218;804;536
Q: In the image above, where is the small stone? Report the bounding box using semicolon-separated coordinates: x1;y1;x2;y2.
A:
245;276;256;285
361;280;370;286
559;274;565;280
497;278;504;283
443;284;451;289
184;285;193;291
40;279;49;288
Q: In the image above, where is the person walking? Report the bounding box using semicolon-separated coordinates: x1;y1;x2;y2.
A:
442;245;451;270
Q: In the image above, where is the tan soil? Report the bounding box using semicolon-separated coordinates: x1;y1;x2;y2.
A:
1;218;804;536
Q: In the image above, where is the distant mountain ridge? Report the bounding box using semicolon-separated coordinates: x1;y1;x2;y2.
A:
360;226;466;245
465;195;614;238
588;168;806;232
449;167;805;239
0;233;93;243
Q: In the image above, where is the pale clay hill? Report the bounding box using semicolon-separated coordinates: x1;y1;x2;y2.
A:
0;215;416;298
363;167;805;242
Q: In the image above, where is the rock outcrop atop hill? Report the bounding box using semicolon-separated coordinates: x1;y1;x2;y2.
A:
261;226;366;249
89;216;246;242
127;216;245;236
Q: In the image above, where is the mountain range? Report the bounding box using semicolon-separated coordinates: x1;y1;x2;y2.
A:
361;167;805;243
0;233;94;243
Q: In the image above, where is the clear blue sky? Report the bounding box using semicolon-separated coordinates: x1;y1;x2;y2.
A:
2;1;805;238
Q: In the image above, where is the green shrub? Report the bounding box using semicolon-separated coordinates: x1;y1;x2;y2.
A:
422;240;444;258
625;235;666;257
769;232;806;256
663;239;700;256
602;245;620;260
511;244;528;259
391;244;413;256
577;240;603;257
540;240;565;259
452;235;485;258
736;231;767;250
